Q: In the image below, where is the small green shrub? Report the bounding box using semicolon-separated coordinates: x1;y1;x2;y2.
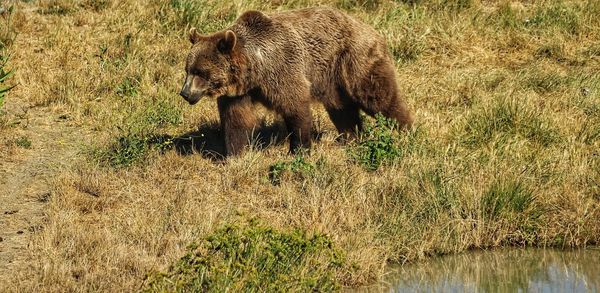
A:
348;114;401;171
143;220;344;292
268;155;315;185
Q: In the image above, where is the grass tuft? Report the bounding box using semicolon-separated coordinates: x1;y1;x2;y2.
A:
526;3;581;35
490;3;521;29
115;76;140;97
268;155;316;185
337;0;381;10
81;0;111;12
482;181;534;221
481;180;542;245
14;136;32;149
534;43;564;61
143;219;344;292
142;99;183;127
585;44;600;57
459;99;559;147
525;71;567;94
391;33;424;64
37;0;77;15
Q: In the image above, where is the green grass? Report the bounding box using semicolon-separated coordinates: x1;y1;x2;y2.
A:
14;136;32;149
458;98;559;148
115;76;140;97
534;43;564;61
164;0;237;33
525;2;582;35
95;98;182;167
391;33;425;64
481;180;542;245
524;70;568;94
268;155;317;185
96;133;148;167
143;219;344;292
482;181;535;222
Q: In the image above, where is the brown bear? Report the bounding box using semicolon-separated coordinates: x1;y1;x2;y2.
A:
179;7;413;156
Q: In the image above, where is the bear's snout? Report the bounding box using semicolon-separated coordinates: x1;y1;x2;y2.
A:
180;88;202;105
180;75;204;105
179;89;190;100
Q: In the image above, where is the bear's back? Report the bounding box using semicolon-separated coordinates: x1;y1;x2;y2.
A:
236;7;383;51
232;7;389;88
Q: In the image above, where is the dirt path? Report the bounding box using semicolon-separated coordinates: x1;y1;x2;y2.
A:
0;103;87;286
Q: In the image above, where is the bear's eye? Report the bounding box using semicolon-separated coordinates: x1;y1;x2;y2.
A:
192;69;210;80
210;80;223;88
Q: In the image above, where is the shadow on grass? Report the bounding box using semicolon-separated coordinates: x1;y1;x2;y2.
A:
159;121;291;161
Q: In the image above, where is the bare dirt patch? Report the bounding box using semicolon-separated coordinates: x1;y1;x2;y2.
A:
0;101;90;286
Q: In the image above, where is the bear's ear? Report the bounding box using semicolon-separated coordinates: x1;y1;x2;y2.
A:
217;30;237;54
189;27;201;44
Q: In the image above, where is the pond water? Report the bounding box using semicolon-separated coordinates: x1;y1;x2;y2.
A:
353;248;600;292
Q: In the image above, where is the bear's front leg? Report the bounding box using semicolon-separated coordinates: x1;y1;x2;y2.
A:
217;95;257;156
282;105;312;154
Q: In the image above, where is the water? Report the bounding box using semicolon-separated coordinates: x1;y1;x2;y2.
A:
355;248;600;292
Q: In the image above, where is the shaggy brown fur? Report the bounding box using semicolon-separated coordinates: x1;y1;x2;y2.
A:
179;7;413;156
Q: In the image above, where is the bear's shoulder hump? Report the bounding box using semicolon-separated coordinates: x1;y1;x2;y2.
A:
237;10;272;28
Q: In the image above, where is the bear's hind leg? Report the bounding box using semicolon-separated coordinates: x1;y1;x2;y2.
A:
217;95;257;156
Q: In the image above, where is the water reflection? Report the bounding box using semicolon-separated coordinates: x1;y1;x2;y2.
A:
354;248;600;292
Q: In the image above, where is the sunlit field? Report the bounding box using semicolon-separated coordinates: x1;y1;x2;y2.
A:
0;0;599;291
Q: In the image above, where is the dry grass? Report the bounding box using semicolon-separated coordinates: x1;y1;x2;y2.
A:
1;0;599;291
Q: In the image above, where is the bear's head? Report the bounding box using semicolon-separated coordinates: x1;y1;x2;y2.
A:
180;28;243;105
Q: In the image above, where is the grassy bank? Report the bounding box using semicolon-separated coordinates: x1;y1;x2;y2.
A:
2;0;599;291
